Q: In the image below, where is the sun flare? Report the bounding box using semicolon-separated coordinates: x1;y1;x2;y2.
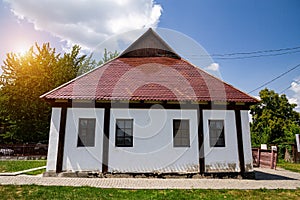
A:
13;41;31;56
16;44;29;56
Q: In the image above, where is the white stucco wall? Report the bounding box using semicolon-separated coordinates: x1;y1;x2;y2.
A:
241;110;254;172
62;108;104;171
47;106;252;174
46;107;61;172
108;108;199;173
203;110;240;172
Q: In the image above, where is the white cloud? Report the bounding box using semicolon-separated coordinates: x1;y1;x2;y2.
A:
289;79;300;111
205;63;220;71
288;97;298;105
291;81;300;94
4;0;162;50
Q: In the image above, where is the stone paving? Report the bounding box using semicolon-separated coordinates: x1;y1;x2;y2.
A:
0;168;299;189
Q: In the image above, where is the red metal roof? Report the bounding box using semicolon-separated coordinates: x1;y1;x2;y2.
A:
41;28;257;103
41;57;257;103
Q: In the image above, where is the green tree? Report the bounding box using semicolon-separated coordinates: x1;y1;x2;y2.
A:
98;48;119;66
77;54;98;76
0;43;93;143
0;89;14;143
0;43;119;143
250;88;300;147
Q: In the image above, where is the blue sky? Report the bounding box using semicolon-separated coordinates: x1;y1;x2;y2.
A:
1;0;300;109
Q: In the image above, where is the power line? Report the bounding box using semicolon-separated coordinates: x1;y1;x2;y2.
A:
184;45;300;93
211;45;300;56
248;63;300;94
213;50;300;60
183;45;300;60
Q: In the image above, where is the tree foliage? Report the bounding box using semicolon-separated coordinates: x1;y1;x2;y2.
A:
0;43;118;143
0;43;81;142
250;88;300;147
98;48;119;66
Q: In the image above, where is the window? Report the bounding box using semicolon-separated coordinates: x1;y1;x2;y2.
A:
115;119;133;147
173;119;190;147
77;118;96;147
209;120;225;147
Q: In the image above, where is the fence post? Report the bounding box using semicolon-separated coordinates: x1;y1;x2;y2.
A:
292;144;296;163
274;150;278;170
270;150;274;169
257;148;260;167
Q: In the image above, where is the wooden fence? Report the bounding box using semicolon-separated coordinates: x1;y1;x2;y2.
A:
252;148;277;169
291;144;300;163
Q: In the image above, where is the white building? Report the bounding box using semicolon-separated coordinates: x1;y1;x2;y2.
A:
41;29;258;178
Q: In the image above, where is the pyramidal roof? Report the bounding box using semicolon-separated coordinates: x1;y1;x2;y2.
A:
120;28;181;59
41;28;257;104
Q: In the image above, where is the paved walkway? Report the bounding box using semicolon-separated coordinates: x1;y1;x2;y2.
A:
0;168;299;189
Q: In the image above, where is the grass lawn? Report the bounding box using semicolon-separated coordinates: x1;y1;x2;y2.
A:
0;160;46;175
0;161;299;199
277;161;300;173
0;185;299;200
